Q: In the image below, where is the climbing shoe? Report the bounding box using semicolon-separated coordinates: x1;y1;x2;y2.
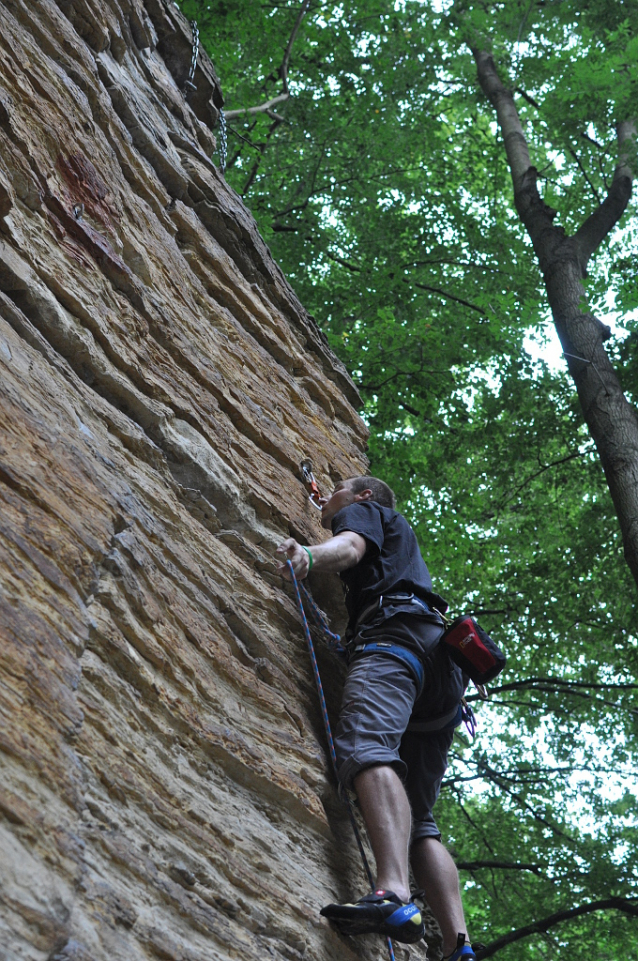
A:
320;889;425;944
443;933;476;961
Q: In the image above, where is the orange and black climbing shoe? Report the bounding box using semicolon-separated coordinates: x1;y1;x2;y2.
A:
320;889;425;944
443;933;476;961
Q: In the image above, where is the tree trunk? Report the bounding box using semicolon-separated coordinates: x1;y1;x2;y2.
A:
472;49;638;592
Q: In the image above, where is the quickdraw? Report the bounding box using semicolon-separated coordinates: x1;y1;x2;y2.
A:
300;459;323;511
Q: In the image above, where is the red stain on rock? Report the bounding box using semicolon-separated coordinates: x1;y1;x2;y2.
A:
56;152;119;235
48;153;131;279
45;191;131;283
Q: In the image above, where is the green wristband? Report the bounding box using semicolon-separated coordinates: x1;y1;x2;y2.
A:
302;546;314;570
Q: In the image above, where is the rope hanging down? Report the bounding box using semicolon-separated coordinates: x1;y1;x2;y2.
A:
286;561;397;961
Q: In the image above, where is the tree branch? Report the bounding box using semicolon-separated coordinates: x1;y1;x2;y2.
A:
362;366;449;392
480;683;638;717
323;250;362;272
464;608;513;617
567;146;602;205
403;258;507;275
472;51;535;190
226;126;263;152
225;0;311;119
456;860;543;876
224;93;290;120
492;676;638;694
575;120;636;266
241;115;285;194
472;48;557;239
409;279;487;315
514;89;609;201
500;450;589;506
582;130;606;150
476;897;638;959
515;87;541;111
467;759;573;840
452;791;497;856
279;0;312;92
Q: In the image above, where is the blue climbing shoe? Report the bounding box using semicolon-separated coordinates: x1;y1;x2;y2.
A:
443;933;476;961
320;889;425;944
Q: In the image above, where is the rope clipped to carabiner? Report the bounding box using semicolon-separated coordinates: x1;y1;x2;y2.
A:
286;561;396;961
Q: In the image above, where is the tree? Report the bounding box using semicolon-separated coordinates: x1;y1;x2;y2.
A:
177;1;638;956
463;1;638;588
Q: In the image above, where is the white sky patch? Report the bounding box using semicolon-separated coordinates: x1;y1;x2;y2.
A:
450;705;638;845
424;0;452;11
450;362;502;410
325;75;341;95
378;188;406;209
523;323;563;371
524;296;636;372
524;212;638;372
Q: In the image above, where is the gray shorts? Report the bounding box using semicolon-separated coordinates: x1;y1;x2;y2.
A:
334;616;464;842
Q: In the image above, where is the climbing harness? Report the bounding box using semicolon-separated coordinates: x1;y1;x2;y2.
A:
184;21;199;92
350;641;426;698
286;561;396;961
300;459;323;511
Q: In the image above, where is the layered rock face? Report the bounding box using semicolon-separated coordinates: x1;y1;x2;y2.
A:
0;2;436;959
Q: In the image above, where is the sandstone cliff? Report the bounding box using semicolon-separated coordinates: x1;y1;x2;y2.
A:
0;2;431;960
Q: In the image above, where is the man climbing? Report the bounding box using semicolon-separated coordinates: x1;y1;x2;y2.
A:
276;476;476;961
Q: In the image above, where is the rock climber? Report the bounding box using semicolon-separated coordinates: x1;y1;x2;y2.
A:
275;475;476;961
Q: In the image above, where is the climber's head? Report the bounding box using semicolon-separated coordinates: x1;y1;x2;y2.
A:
319;475;395;529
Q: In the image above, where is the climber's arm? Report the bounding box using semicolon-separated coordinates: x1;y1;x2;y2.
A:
275;531;366;580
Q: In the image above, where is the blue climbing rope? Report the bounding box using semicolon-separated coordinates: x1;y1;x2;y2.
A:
297;578;344;653
287;561;397;961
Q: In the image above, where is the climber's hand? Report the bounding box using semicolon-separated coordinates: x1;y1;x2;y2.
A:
275;538;310;580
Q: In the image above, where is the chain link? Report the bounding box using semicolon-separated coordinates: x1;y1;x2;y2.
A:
183;19;227;176
218;109;227;174
184;20;199;92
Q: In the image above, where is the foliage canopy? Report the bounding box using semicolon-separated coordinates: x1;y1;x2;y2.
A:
177;1;638;956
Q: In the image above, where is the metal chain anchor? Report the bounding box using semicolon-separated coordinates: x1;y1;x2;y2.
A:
184;20;199;92
218;109;227;174
183;19;227;176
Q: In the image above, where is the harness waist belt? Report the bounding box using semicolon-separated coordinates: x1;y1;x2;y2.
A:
353;592;438;634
